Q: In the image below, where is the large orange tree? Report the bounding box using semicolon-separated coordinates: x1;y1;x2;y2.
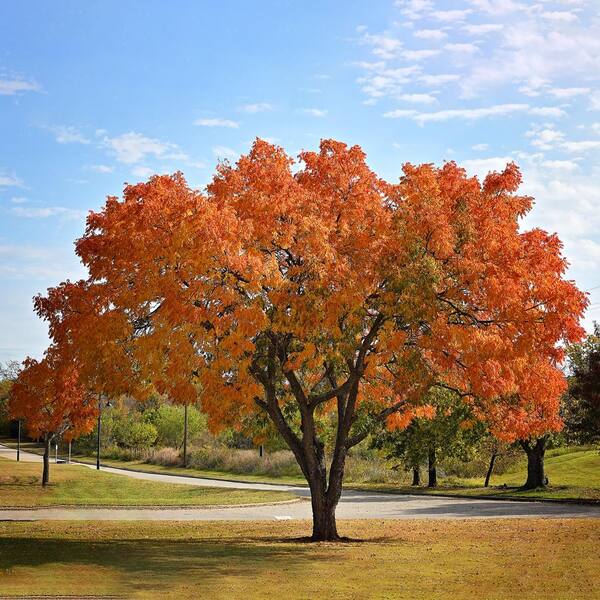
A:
37;140;586;539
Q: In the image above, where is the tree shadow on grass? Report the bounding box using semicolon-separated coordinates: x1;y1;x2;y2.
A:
0;535;338;596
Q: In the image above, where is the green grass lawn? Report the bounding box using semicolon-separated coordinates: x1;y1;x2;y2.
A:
356;447;600;502
0;457;294;507
3;437;598;502
0;519;598;599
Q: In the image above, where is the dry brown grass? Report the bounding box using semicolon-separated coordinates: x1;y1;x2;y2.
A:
0;518;598;599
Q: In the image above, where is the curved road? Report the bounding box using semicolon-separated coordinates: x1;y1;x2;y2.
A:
2;444;599;521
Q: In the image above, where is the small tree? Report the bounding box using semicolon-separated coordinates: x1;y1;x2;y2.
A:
373;388;484;487
9;350;97;486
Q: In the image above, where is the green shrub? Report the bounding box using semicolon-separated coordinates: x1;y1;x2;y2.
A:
144;404;207;448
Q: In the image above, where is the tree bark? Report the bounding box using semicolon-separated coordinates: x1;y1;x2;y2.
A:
412;465;421;486
42;435;51;487
520;437;547;489
484;453;497;487
251;318;386;542
428;445;437;488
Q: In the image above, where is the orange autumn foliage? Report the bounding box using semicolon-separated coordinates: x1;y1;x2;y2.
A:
9;349;97;442
36;140;586;436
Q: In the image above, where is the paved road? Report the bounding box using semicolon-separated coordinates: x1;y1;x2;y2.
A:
2;444;600;522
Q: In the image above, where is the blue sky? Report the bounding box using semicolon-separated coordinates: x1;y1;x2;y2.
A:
1;0;599;363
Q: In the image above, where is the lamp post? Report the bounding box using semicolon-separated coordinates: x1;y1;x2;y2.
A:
16;419;21;462
183;404;188;468
96;397;112;470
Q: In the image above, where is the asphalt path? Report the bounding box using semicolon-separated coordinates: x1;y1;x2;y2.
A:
2;443;599;522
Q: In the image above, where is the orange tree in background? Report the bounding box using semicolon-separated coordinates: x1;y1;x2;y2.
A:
9;349;97;486
36;139;586;540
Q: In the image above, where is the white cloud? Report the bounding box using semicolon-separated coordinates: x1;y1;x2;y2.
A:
383;103;563;124
396;0;434;20
402;49;439;60
472;143;489;151
0;173;23;188
541;11;578;23
357;64;421;100
212;146;238;160
103;132;179;164
562;140;600;152
131;166;156;178
462;23;504;35
238;103;273;113
9;197;28;204
194;118;240;128
399;93;437;104
0;77;40;96
360;31;403;59
526;125;566;149
548;87;590;98
461;156;514;179
431;9;472;22
44;125;90;144
466;0;527;16
9;205;86;220
89;164;114;173
419;73;460;86
444;42;479;54
590;91;600;111
540;159;580;171
413;29;447;41
301;108;328;117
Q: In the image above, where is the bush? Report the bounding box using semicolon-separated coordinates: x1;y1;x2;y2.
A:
148;404;208;448
115;420;157;449
187;446;301;478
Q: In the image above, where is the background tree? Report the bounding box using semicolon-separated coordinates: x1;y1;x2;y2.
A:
373;388;484;487
563;324;600;445
0;361;21;436
9;350;97;485
37;139;586;540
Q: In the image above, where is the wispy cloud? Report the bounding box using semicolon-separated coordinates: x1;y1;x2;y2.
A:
0;172;24;188
0;77;40;96
43;125;90;144
212;146;238;160
131;166;156;178
238;102;273;113
383;103;564;124
301;108;328;117
103;132;181;164
413;29;447;41
9;205;86;220
194;117;240;128
88;164;114;173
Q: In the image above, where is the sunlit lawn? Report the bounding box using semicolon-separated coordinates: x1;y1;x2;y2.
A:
0;457;294;507
0;519;598;599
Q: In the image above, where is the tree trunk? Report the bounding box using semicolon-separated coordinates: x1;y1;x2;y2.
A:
42;436;51;487
521;438;547;489
428;446;437;488
412;465;421;486
310;488;339;541
484;453;497;487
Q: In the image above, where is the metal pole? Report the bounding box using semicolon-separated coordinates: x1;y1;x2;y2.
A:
259;444;264;458
68;441;72;464
183;404;188;467
96;401;101;470
55;441;58;463
17;420;21;462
